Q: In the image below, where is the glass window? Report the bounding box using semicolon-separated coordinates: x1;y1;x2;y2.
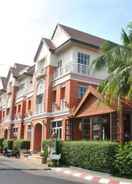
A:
78;86;87;98
81;119;90;139
77;52;90;74
78;52;90;65
51;121;62;139
36;94;43;113
37;79;45;95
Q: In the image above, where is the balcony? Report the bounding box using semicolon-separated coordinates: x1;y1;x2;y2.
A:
52;99;68;113
3;115;11;123
35;68;46;79
13;113;22;121
53;63;90;80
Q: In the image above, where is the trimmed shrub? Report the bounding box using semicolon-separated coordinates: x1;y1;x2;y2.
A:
14;139;30;151
3;139;14;150
113;143;132;178
42;140;53;158
61;141;118;173
0;138;4;150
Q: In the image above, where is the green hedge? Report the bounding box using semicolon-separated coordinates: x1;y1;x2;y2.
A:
0;138;4;149
61;141;118;173
3;139;14;150
113;143;132;178
14;139;30;150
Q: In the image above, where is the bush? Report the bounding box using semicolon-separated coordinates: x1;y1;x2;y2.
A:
0;138;4;150
14;139;30;151
113;143;132;178
61;141;118;173
42;140;53;158
3;139;14;150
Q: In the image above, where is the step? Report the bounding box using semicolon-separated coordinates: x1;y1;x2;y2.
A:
28;154;43;164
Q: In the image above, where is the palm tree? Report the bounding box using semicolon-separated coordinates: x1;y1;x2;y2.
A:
93;22;132;103
93;22;132;143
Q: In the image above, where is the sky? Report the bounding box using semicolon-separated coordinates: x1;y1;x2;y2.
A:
0;0;132;76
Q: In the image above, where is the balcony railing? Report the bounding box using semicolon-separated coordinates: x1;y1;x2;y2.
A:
2;115;11;122
52;99;68;113
53;63;90;80
35;68;46;79
13;113;22;121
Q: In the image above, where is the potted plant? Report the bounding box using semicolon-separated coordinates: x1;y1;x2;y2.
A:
41;146;48;164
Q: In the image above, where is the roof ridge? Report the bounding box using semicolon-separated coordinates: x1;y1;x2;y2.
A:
58;24;105;42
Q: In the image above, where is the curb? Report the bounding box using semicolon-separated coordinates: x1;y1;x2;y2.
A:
52;168;132;184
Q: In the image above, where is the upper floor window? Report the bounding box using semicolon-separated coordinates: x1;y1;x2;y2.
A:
77;52;90;74
78;52;90;65
78;85;87;98
36;79;44;113
36;79;45;95
18;104;21;113
37;59;45;73
36;94;43;113
28;100;31;110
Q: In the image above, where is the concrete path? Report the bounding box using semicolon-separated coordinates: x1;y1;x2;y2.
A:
52;167;132;184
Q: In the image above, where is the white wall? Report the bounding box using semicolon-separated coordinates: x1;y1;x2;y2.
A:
16;76;33;99
72;45;108;80
52;26;70;48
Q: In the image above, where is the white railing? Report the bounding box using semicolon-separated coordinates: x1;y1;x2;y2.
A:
53;62;90;80
3;115;11;122
36;68;46;78
52;100;68;113
60;99;68;112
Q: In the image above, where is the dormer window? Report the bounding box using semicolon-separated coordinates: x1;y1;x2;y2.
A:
77;52;90;74
57;60;62;75
37;59;45;73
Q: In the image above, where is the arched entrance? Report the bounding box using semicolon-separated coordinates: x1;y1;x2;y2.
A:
34;123;42;152
4;129;8;139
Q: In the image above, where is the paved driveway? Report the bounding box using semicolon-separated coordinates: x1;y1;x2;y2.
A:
0;156;84;184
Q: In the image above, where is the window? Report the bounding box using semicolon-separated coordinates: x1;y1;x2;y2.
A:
37;59;45;73
3;111;5;118
78;52;90;65
28;100;31;110
77;52;90;74
81;119;90;139
18;104;21;113
6;108;10;115
78;86;87;98
36;79;45;95
27;125;32;140
57;60;62;75
36;94;43;113
51;121;62;139
36;79;44;113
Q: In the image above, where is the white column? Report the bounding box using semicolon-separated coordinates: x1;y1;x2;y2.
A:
30;125;35;153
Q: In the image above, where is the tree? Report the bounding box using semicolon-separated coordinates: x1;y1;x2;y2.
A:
93;22;132;105
92;22;132;143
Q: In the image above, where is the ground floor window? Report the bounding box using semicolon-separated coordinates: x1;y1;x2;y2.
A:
92;117;110;140
51;121;62;139
27;125;32;140
80;119;90;139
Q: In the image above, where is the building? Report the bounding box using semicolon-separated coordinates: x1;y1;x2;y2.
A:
0;24;131;152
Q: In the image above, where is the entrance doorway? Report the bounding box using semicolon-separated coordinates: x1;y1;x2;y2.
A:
34;123;42;152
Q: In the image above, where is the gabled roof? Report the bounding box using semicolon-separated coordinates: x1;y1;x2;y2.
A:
52;24;105;49
73;86;115;117
34;38;55;62
6;63;31;84
0;77;7;91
